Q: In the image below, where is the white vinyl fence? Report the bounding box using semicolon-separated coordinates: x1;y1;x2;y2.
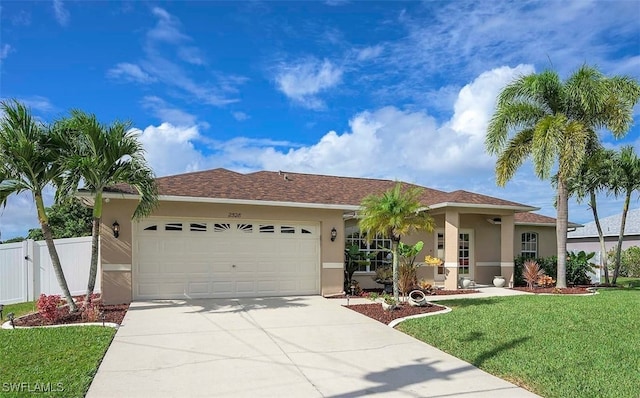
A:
0;237;97;304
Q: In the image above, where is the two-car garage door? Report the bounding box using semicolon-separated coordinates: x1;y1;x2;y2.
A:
133;218;320;299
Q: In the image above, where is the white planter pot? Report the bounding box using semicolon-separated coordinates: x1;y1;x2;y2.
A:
408;290;429;307
493;276;506;288
461;277;472;289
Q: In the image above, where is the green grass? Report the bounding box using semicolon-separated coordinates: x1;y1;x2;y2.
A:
615;277;640;288
398;289;640;398
0;327;116;397
1;301;37;320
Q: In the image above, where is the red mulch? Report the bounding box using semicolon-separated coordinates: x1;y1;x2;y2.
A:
327;288;479;299
345;302;447;325
511;286;592;294
11;295;129;327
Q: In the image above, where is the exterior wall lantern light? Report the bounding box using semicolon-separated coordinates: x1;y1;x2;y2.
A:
330;227;337;242
112;221;120;239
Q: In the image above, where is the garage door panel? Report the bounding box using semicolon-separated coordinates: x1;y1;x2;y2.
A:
134;219;320;299
188;282;210;295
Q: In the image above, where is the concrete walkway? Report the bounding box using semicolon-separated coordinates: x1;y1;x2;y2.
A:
332;286;532;306
87;295;538;397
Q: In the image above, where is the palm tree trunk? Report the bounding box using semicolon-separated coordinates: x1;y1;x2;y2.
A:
85;193;102;304
391;240;399;302
556;180;568;288
85;216;100;304
590;190;609;284
35;194;78;312
612;189;631;284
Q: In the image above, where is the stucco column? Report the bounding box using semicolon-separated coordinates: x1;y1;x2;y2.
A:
500;214;515;287
444;209;459;290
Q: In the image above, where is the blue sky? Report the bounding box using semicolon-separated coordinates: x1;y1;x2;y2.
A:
1;0;639;240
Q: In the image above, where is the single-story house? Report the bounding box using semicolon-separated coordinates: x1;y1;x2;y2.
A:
568;208;640;263
92;168;560;305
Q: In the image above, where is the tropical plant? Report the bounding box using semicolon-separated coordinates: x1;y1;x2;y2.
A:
609;146;640;284
523;260;544;289
359;183;435;302
565;148;616;283
0;100;78;311
486;65;640;288
566;250;598;285
26;198;93;240
397;241;424;298
55;110;158;303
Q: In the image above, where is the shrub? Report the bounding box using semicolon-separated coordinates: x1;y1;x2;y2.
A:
523;260;544;289
82;302;101;323
515;255;557;286
417;279;433;291
37;294;61;323
609;246;640;277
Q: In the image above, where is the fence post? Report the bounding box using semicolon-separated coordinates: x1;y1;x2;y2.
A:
25;239;36;301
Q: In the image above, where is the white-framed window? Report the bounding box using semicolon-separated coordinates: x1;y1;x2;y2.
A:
521;232;538;258
345;230;392;272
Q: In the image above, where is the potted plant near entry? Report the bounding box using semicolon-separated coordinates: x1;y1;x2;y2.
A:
493;275;506;287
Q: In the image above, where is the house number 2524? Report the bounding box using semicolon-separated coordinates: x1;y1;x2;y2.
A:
228;212;242;218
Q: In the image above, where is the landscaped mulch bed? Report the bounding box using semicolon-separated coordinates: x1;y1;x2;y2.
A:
511;286;592;294
327;288;479;299
345;302;447;325
12;304;129;327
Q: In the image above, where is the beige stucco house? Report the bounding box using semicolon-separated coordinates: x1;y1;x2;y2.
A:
93;168;559;304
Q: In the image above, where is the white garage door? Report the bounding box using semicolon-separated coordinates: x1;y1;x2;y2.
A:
133;218;320;299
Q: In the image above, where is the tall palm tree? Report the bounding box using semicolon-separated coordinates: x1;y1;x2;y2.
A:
610;146;640;284
486;65;639;288
566;148;616;283
55;110;158;303
358;183;435;302
0;100;78;311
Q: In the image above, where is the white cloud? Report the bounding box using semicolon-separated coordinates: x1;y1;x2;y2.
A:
141;96;198;126
0;44;12;61
134;123;206;177
107;7;245;107
148;7;189;44
20;96;55;113
232;111;249;121
52;0;69;26
356;45;383;61
107;63;157;84
275;59;343;109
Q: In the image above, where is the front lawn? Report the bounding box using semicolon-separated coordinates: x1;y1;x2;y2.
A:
398;289;640;398
1;301;37;320
0;327;115;397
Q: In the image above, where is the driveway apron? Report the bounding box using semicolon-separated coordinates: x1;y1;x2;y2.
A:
87;296;538;397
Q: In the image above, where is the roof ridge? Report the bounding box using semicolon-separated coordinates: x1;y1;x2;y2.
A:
156;168;245;180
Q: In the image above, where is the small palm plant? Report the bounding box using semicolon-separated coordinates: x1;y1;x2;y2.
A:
523;260;545;289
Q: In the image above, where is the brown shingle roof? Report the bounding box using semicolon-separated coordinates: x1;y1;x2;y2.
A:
108;168;539;212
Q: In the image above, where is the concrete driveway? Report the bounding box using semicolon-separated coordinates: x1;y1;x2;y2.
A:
87;296;538;397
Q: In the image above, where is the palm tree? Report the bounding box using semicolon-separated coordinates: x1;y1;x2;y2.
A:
486;65;639;288
358;183;435;302
55;110;158;303
0;100;78;311
566;148;616;283
610;146;640;284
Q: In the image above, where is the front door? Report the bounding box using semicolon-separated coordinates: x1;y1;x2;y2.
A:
434;229;474;283
458;231;473;280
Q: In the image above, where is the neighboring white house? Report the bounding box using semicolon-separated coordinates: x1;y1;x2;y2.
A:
567;207;640;265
